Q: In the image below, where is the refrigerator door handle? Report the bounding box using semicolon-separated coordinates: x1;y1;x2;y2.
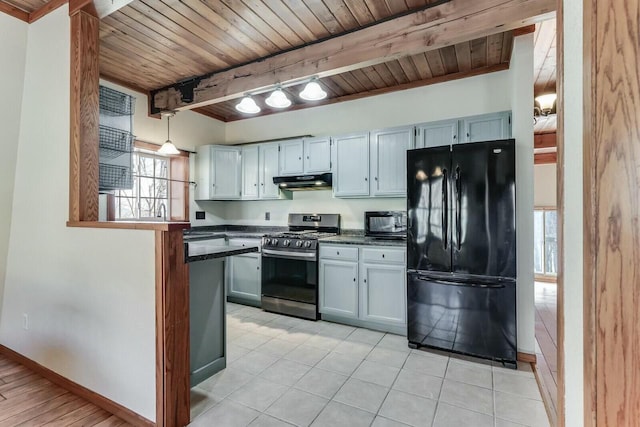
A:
416;276;506;289
455;166;462;251
442;168;448;250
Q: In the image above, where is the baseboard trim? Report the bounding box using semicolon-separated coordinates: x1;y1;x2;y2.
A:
0;344;154;427
517;351;537;364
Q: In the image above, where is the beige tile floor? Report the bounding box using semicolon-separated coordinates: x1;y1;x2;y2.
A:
189;303;550;427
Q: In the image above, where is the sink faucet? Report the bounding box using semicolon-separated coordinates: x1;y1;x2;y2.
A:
157;203;167;221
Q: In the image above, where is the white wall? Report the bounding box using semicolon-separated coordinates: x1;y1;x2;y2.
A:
562;1;584;425
510;34;535;355
226;71;512;143
534;163;557;207
0;14;28;322
0;7;156;421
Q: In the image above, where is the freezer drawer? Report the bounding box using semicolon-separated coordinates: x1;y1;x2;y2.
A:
407;272;516;364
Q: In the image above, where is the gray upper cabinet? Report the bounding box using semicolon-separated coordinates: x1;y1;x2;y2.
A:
241;146;259;199
303;137;331;173
461;111;512;143
332;132;370;197
370;126;414;197
259;143;280;199
278;139;304;175
195;145;241;200
416;119;458;148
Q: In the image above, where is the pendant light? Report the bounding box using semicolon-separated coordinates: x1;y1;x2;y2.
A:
534;93;557;116
235;95;261;114
299;78;327;101
158;111;180;155
265;88;291;109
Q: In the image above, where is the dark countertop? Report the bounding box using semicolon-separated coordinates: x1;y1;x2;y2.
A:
184;225;287;241
319;235;407;247
185;245;259;263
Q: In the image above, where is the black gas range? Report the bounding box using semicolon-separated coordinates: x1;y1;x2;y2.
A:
261;214;340;320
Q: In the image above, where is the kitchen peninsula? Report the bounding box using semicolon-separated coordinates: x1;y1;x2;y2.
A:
184;234;259;386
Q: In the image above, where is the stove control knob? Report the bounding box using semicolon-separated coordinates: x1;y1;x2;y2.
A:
283;239;291;247
271;239;278;245
264;238;271;245
304;241;312;248
295;241;303;247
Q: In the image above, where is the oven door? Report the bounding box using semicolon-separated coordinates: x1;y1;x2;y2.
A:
261;250;318;305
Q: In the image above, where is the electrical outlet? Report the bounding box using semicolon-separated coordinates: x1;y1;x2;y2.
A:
23;313;28;330
195;211;205;220
265;212;270;221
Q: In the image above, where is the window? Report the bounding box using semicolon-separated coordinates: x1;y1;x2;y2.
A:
114;151;170;220
534;208;558;276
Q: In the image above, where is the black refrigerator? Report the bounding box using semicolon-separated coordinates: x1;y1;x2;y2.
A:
406;139;517;366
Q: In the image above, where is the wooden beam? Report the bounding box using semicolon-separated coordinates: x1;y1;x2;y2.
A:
534;151;557;164
155;230;190;427
151;0;556;112
29;0;68;23
584;0;640;425
0;1;29;22
534;132;557;149
69;7;99;222
513;24;536;36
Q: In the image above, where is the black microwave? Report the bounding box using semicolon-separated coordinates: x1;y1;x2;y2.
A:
364;211;407;239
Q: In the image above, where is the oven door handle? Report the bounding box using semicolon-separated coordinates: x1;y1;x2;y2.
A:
262;249;317;260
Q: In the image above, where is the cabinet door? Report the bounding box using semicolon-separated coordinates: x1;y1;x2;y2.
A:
259;143;280;199
416;120;458;148
319;259;359;318
227;253;261;302
370;126;414;197
360;263;406;325
195;145;213;200
242;146;259;199
278;139;304;175
332;133;370;197
461;111;511;143
303;137;331;173
212;147;241;199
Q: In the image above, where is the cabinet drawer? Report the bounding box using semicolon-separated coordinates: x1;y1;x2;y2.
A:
319;245;358;261
228;238;261;252
361;247;405;264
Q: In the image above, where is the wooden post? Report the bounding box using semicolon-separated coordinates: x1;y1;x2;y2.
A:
583;0;640;425
155;230;190;427
69;4;99;222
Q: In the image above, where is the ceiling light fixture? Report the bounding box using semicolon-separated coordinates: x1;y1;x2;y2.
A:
158;111;180;155
235;95;261;114
535;93;557;116
299;78;327;101
265;88;292;109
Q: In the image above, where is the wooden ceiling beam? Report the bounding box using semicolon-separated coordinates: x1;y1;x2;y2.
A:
151;0;555;113
0;1;29;22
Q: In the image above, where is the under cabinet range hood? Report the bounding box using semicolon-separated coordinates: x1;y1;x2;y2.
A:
273;173;332;191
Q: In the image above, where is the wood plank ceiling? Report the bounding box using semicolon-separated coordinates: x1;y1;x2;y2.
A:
96;0;520;122
1;0;47;12
533;17;556;97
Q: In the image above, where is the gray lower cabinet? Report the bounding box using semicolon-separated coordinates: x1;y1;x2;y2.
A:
319;244;406;332
226;238;262;306
319;259;359;318
360;263;406;326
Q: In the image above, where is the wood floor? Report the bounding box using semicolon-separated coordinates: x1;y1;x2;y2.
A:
0;353;131;426
534;280;558;425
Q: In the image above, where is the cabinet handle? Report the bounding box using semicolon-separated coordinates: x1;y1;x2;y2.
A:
299;157;302;160
337;251;340;255
261;183;264;186
382;254;385;258
364;279;367;283
212;183;215;187
254;183;257;186
257;266;260;270
364;177;368;181
306;156;309;159
375;177;378;181
353;277;356;282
